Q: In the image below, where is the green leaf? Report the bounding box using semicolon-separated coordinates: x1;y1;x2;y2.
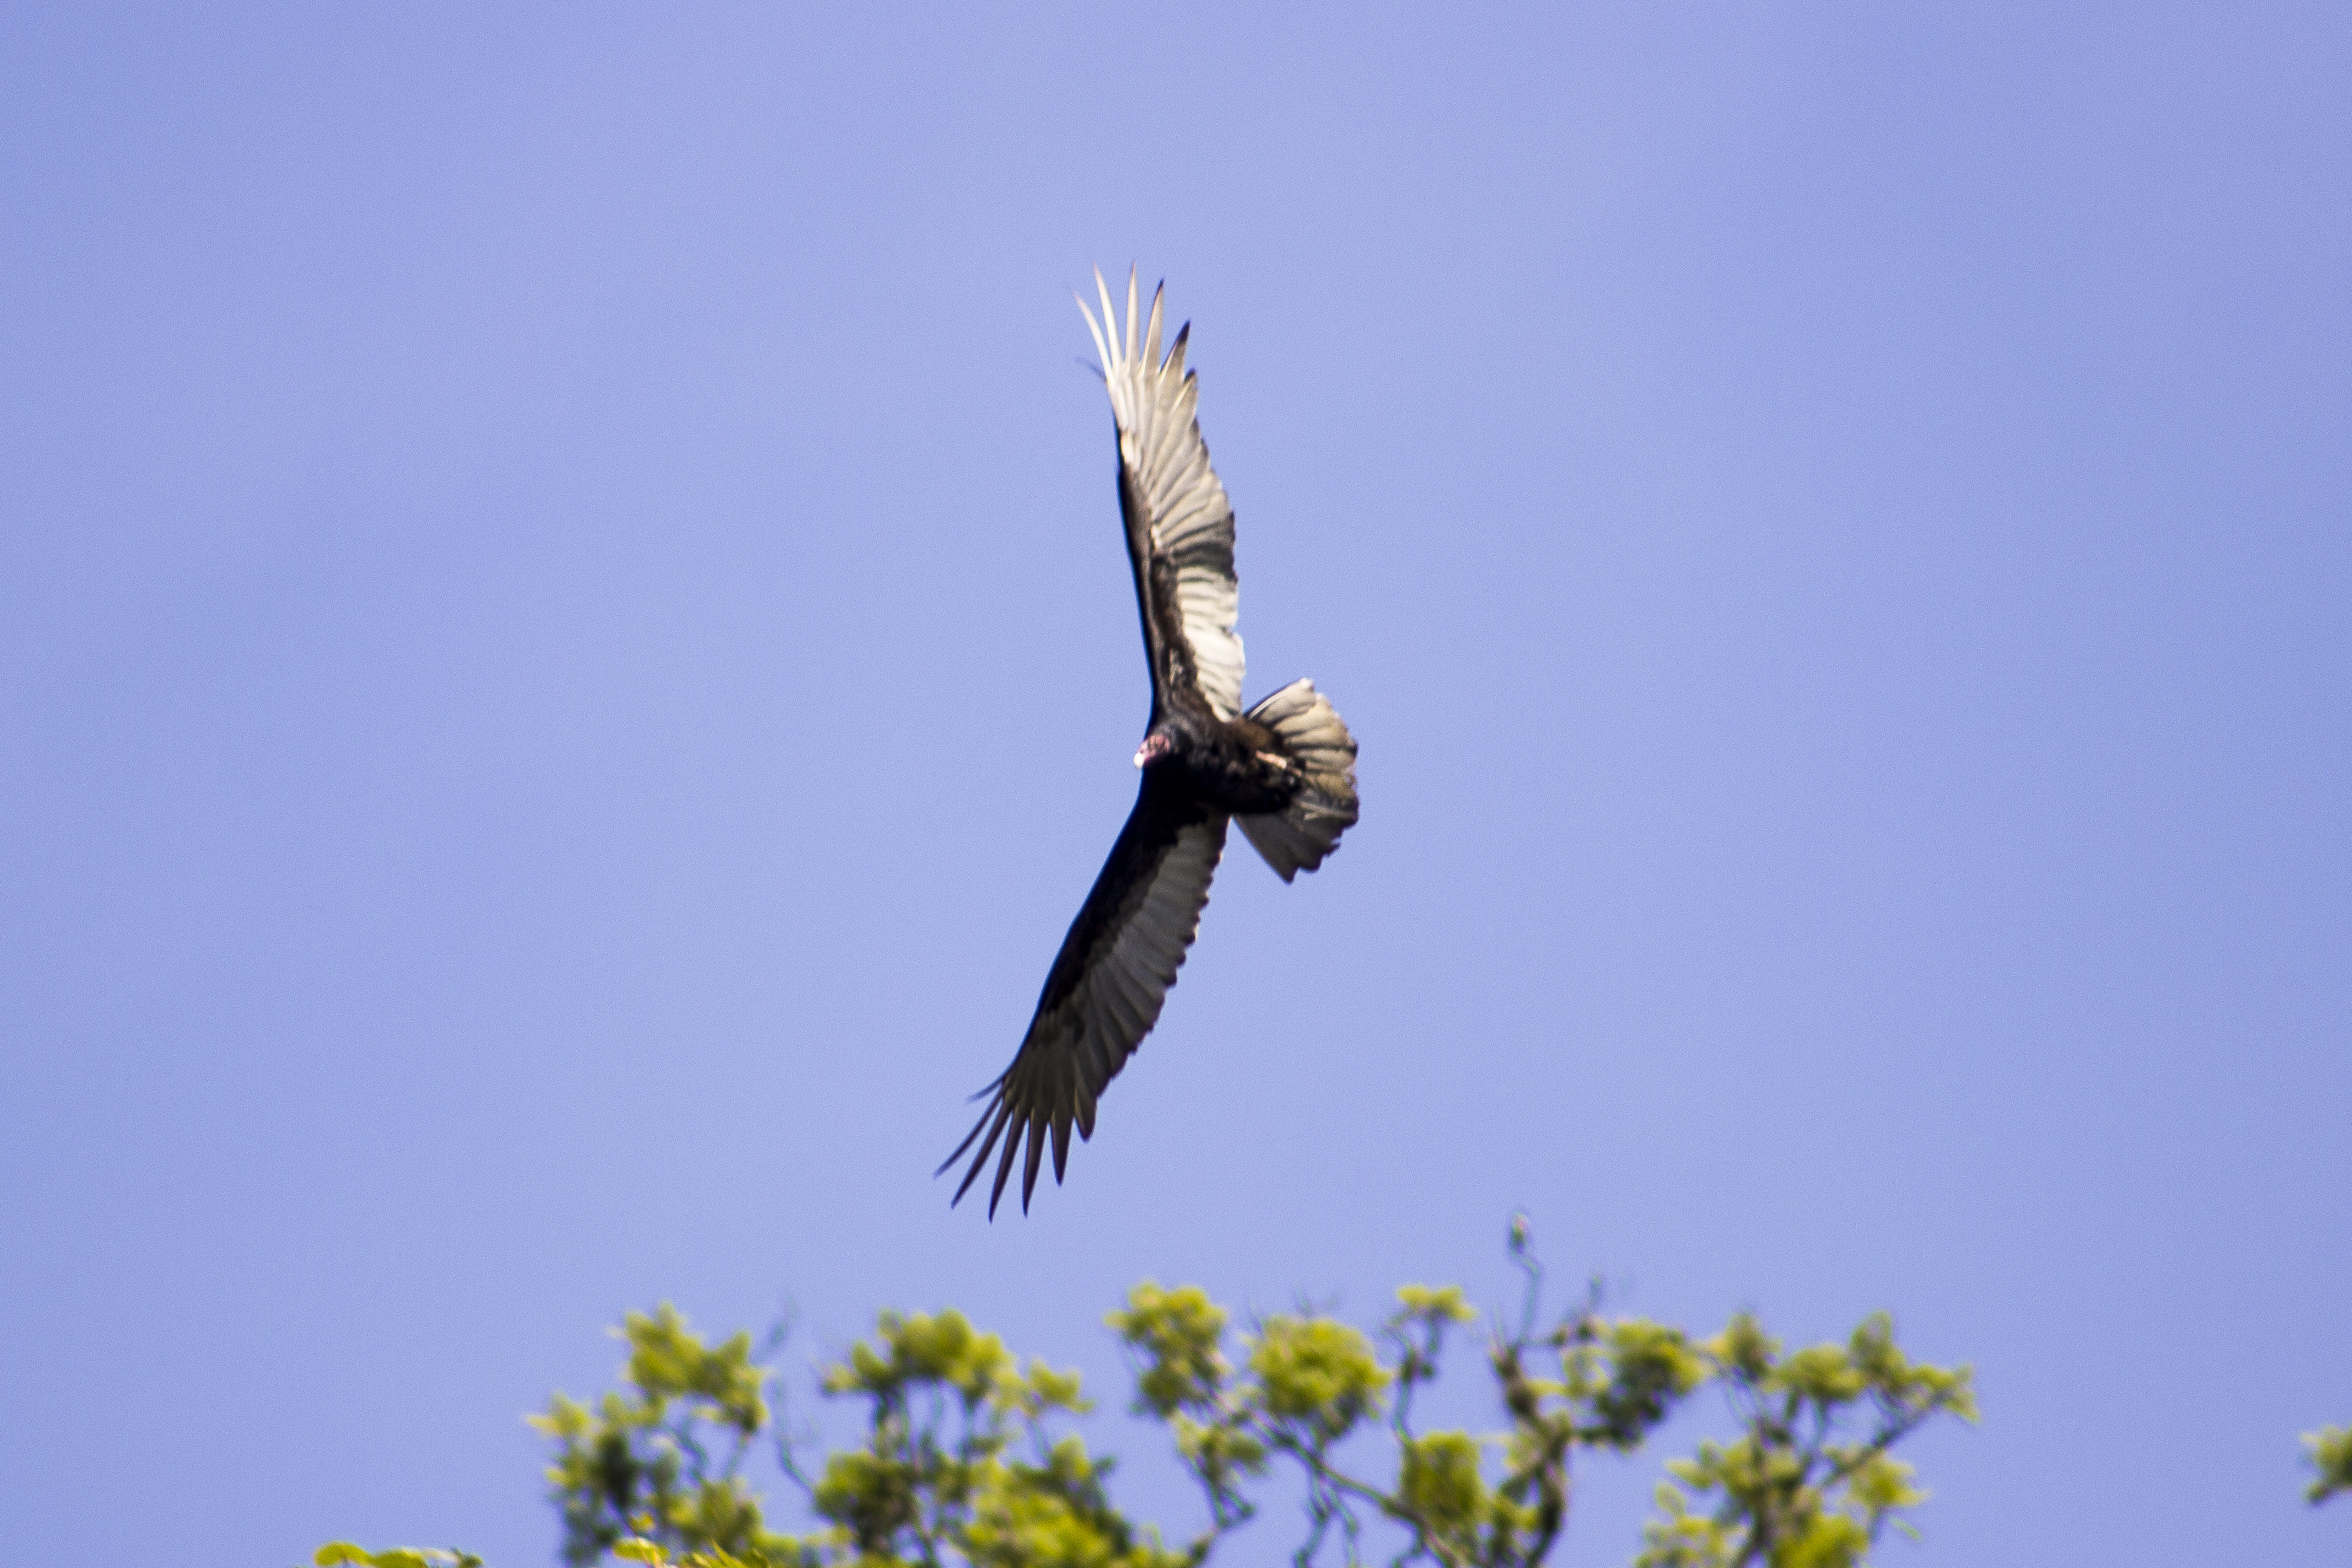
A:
1248;1315;1390;1440
824;1308;1015;1408
2305;1424;2352;1505
1107;1283;1230;1416
1586;1319;1709;1447
1771;1344;1865;1407
621;1305;770;1435
1704;1313;1779;1383
1394;1284;1478;1324
1779;1512;1869;1568
1396;1429;1488;1540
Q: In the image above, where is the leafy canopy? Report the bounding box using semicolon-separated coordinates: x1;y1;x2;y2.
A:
324;1226;1995;1568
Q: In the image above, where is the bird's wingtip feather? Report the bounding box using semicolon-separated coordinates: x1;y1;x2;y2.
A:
1094;270;1120;365
945;1090;1013;1206
986;1109;1022;1219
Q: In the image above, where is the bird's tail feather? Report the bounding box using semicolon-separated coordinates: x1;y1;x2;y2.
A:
1236;678;1359;882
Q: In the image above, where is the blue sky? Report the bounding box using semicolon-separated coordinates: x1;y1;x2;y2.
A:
4;4;2347;1563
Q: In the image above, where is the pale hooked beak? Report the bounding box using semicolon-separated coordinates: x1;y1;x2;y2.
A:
1133;732;1173;768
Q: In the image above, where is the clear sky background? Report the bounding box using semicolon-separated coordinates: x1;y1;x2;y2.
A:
4;4;2347;1564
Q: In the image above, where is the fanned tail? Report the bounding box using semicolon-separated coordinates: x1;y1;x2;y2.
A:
1236;678;1359;882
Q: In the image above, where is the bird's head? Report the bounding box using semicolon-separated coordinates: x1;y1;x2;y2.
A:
1133;731;1175;769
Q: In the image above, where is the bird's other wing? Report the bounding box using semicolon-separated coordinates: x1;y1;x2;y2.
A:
1077;269;1246;722
943;768;1229;1216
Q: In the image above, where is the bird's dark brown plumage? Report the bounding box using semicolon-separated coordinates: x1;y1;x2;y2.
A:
943;271;1359;1216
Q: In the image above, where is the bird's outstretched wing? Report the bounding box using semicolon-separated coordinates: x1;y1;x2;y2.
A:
1078;269;1246;722
942;767;1229;1216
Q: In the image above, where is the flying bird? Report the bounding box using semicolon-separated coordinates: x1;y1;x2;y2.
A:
942;270;1360;1217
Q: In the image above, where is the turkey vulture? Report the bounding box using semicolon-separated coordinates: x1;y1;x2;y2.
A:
941;270;1360;1217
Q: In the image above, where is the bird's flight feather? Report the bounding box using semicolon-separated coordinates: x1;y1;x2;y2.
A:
941;770;1226;1215
1078;270;1245;721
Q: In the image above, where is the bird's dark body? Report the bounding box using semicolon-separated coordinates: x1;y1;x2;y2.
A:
943;272;1358;1216
1158;705;1300;815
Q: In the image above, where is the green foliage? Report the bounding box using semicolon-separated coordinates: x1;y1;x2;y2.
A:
323;1227;1980;1568
522;1301;1166;1568
1393;1431;1490;1561
1249;1315;1391;1439
315;1548;483;1568
1102;1232;1970;1568
1633;1312;1976;1568
2306;1424;2352;1505
526;1305;804;1567
796;1308;1160;1568
1103;1284;1228;1419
